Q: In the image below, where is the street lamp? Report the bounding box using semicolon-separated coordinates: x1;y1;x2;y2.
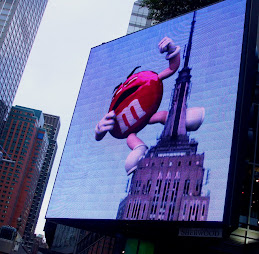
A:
16;216;22;232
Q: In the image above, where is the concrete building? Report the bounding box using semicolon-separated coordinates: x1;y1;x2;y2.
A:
0;0;48;134
0;106;48;236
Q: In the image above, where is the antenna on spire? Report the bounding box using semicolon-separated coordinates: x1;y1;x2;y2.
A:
184;11;196;68
161;11;197;139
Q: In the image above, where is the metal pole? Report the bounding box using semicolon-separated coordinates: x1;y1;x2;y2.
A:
0;147;15;163
1;158;15;163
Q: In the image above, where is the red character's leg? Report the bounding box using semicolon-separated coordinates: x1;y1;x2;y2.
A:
126;133;146;150
125;112;168;175
186;107;205;131
149;111;168;125
125;133;148;175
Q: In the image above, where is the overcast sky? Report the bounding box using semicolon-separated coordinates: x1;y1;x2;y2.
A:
13;0;136;236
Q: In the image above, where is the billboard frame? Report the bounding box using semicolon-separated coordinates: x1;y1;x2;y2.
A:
222;0;258;229
45;0;259;238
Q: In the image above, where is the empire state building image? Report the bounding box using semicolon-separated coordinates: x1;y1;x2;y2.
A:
117;12;210;222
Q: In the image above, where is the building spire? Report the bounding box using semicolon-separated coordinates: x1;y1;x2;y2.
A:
184;11;196;68
162;11;196;139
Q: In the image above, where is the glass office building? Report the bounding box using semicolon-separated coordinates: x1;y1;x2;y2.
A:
0;0;48;134
127;0;154;34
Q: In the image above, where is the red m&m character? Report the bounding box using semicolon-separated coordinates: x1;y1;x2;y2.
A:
109;70;163;139
95;37;202;175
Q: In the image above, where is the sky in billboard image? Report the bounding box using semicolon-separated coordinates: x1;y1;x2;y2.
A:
47;0;246;222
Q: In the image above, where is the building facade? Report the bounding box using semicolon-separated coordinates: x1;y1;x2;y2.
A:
0;0;48;134
0;106;48;236
127;0;153;34
117;145;210;222
23;113;60;250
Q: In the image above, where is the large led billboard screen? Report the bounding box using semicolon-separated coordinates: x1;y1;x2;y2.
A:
47;0;248;224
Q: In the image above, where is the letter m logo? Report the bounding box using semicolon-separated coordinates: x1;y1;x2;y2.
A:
117;99;146;134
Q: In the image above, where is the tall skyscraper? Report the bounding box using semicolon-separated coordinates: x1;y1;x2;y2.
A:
0;106;48;236
127;0;153;34
0;0;48;134
118;12;210;222
23;113;60;250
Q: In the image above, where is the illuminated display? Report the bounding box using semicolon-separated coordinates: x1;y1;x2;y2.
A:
47;0;247;223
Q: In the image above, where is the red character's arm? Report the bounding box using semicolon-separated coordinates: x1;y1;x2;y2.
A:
158;37;180;80
95;111;116;141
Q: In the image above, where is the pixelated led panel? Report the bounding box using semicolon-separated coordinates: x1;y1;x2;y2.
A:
47;0;246;222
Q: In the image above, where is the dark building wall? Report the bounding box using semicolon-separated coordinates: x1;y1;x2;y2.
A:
75;230;117;254
51;224;80;252
23;114;60;250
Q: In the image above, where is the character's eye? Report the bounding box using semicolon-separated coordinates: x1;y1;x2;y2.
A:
124;77;138;87
112;86;141;111
113;83;122;94
113;77;139;98
115;88;122;96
